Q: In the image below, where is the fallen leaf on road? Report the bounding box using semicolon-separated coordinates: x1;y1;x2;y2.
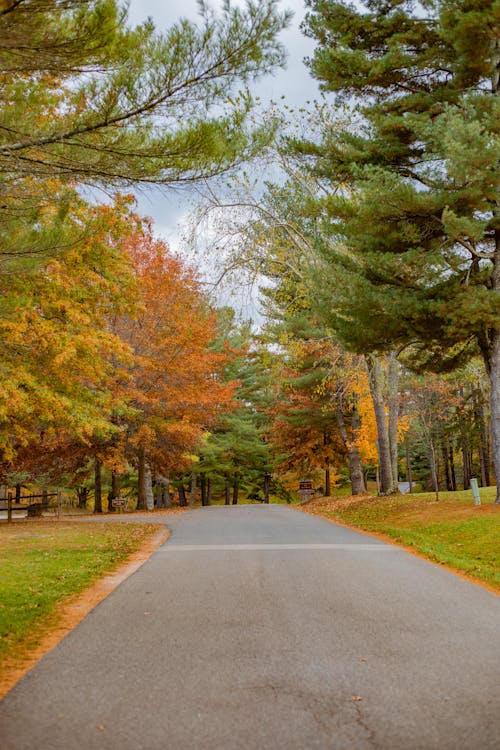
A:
98;724;105;731
351;695;363;702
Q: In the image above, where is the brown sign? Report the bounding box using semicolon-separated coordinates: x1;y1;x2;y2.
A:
299;481;313;491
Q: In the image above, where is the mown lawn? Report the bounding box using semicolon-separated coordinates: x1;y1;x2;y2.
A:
0;521;160;670
303;487;500;591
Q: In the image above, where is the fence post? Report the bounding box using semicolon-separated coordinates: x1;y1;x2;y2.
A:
470;477;481;506
57;489;62;519
7;491;12;523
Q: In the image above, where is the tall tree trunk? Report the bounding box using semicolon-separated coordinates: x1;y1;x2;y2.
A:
474;387;491;487
162;477;170;509
178;484;187;507
387;351;400;490
488;31;500;503
225;481;231;505
405;441;413;493
442;439;453;491
264;473;270;504
487;326;500;502
108;470;121;512
366;355;394;494
461;434;471;490
200;476;207;506
449;444;457;491
206;477;212;506
94;457;102;514
77;486;88;509
335;401;366;495
137;447;147;510
429;439;439;501
189;473;197;506
232;476;239;505
325;467;331;497
145;463;154;510
15;483;21;504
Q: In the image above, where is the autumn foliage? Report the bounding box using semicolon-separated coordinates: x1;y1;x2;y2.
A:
0;196;236;503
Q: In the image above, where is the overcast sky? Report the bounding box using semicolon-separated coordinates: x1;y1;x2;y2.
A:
126;0;318;241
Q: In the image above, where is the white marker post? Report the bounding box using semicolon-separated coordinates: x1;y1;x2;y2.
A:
470;477;481;506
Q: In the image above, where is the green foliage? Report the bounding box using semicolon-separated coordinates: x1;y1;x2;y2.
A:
301;0;499;370
308;487;500;589
0;521;159;665
198;314;273;497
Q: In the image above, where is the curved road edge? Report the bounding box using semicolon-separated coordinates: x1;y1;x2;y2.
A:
296;505;499;596
0;525;170;701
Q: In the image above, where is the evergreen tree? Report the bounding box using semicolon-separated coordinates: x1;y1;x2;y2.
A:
198;312;273;503
302;0;500;501
0;0;289;269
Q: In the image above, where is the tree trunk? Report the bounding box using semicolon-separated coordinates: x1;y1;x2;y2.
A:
442;439;453;491
264;473;270;504
178;484;187;507
366;355;394;494
489;29;500;503
94;457;102;513
405;441;413;493
137;447;147;510
232;477;239;505
206;477;212;506
387;351;400;489
162;477;170;508
77;486;88;508
145;463;154;510
189;473;197;506
200;476;207;506
487;326;500;502
462;435;471;490
108;470;121;512
325;467;331;497
474;388;491;487
429;439;439;501
335;402;366;495
449;444;457;491
225;481;231;505
15;483;21;504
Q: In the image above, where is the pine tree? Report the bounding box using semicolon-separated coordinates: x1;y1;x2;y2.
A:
302;0;500;501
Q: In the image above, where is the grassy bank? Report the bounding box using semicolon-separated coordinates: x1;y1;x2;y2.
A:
302;487;500;591
0;521;160;672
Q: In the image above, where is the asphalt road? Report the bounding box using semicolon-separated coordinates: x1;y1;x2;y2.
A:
1;505;498;749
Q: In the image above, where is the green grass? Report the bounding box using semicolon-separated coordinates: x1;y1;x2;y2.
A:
304;487;500;590
0;521;159;667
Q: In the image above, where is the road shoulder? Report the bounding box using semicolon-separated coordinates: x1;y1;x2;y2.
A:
0;525;169;700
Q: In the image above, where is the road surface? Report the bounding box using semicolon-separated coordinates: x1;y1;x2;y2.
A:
0;505;498;749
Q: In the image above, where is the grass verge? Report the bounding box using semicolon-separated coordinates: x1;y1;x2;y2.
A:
0;520;161;677
301;487;500;592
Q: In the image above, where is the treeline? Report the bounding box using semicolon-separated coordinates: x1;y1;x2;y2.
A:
194;0;499;503
0;0;288;507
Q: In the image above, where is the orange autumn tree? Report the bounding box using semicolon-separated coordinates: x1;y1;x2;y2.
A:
266;318;375;496
117;228;236;508
267;335;344;495
0;191;139;472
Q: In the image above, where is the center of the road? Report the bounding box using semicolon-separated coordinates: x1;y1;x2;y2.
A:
161;543;399;551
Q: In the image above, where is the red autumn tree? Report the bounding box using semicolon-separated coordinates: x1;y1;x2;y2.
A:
117;227;236;508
